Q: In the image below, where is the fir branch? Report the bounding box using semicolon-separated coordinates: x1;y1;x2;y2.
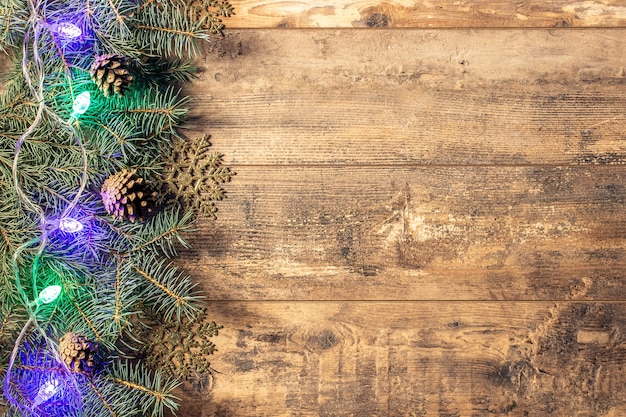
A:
133;265;185;305
141;120;173;143
100;86;189;144
124;224;185;255
6;337;84;417
107;361;180;417
67;294;102;342
89;0;137;41
102;257;141;339
139;57;197;86
110;378;163;401
131;3;209;58
0;305;25;352
41;257;139;347
90;116;142;164
137;0;155;14
86;378;119;417
98;121;131;147
45;208;115;267
112;258;125;333
118;207;193;257
105;0;129;26
0;0;28;52
131;254;202;321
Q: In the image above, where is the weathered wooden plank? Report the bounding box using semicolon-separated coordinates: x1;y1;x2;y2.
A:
223;1;626;28
173;301;626;416
183;165;626;301
194;29;626;166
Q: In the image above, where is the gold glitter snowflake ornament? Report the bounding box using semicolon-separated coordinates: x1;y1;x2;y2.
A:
162;136;233;218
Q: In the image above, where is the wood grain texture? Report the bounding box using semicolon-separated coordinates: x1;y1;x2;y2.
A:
223;0;626;28
184;165;626;301
171;26;626;414
192;29;626;166
175;301;626;416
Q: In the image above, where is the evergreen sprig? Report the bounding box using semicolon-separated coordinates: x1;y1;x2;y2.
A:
106;361;181;417
0;0;233;416
0;0;28;52
132;2;209;58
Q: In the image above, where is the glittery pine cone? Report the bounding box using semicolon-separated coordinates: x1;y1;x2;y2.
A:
101;169;157;222
90;54;134;97
59;332;98;373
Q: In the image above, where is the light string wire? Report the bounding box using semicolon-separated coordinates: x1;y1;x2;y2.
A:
4;0;89;412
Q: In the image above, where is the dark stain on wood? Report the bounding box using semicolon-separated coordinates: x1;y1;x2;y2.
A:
366;13;389;28
256;332;285;344
493;359;535;391
204;32;243;59
309;330;338;350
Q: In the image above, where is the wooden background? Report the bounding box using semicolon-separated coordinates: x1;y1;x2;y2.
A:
182;1;626;416
0;2;624;416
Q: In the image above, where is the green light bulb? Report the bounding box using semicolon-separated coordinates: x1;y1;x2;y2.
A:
72;92;90;116
38;285;62;304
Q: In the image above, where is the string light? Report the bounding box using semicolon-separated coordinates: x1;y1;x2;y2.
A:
58;217;83;233
55;22;82;40
5;3;90;410
32;378;60;408
37;285;62;305
71;91;90;117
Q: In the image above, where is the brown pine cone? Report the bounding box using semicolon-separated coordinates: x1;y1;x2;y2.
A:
101;169;157;222
59;332;98;373
90;54;134;97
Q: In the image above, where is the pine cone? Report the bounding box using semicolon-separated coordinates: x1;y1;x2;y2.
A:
90;54;134;97
59;332;98;373
101;169;157;222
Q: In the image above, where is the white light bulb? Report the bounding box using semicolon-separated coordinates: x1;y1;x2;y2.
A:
59;217;83;233
56;22;82;40
33;379;60;408
38;285;62;304
72;91;90;116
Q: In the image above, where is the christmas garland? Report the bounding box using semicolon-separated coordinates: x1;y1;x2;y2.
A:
0;1;233;416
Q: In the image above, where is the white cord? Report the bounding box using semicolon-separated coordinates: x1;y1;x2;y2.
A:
5;0;90;411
